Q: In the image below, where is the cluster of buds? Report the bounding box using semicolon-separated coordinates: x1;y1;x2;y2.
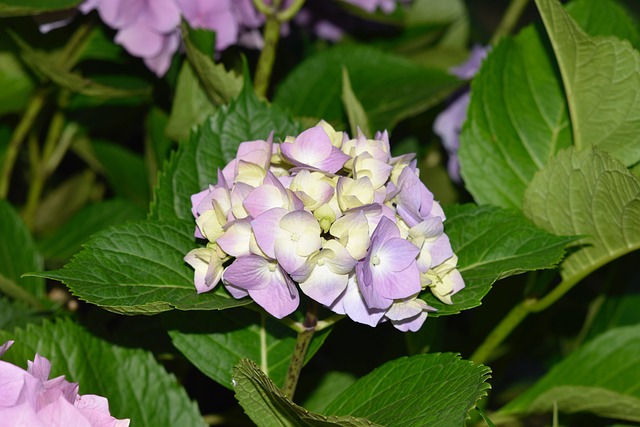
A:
185;122;464;331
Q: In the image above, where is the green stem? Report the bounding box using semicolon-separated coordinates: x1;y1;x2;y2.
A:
490;0;530;45
470;300;531;364
282;301;317;399
0;91;46;199
471;269;591;364
252;0;305;98
254;16;281;98
0;275;45;311
260;311;269;376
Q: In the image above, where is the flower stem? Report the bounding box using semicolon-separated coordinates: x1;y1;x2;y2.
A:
470;300;531;364
254;15;281;98
253;0;306;98
282;301;317;399
471;269;591;364
490;0;530;45
0;91;46;199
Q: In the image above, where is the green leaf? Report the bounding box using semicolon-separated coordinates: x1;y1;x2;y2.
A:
92;141;150;209
499;324;640;422
0;319;206;426
458;26;573;208
405;0;469;49
33;170;99;235
0;296;42;331
233;359;380;427
0;200;44;298
426;204;576;316
0;0;81;16
300;371;357;413
151;83;301;220
585;292;640;342
38;199;145;264
145;107;175;185
168;310;330;390
166;61;217;141
31;220;249;314
274;44;460;131
181;21;242;105
522;147;640;283
566;0;640;49
323;353;491;427
9;31;150;99
341;67;370;138
535;0;640;167
0;43;34;116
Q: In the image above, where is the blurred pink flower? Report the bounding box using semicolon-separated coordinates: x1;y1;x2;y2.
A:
0;342;129;427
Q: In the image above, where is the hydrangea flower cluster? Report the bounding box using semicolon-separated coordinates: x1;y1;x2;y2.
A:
79;0;263;76
185;122;464;332
0;341;129;427
433;45;489;182
73;0;408;76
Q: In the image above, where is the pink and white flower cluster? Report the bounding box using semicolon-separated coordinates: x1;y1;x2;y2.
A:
185;122;464;332
0;341;129;427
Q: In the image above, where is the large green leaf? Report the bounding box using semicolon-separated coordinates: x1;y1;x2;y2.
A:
181;22;242;105
426;204;576;315
0;200;44;299
233;359;380;427
523;147;640;283
168;310;330;390
499;324;640;422
323;353;491;427
566;0;640;49
274;44;460;131
0;319;206;426
535;0;640;167
166;61;217;142
9;31;150;99
151;82;301;221
405;0;469;49
0;0;81;16
458;26;572;208
31;220;249;314
37;199;145;264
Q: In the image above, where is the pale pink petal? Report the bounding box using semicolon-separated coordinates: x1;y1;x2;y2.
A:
38;396;92;427
0;361;29;406
0;404;46;427
248;269;299;319
147;0;181;33
222;255;275;290
251;208;287;259
217;219;253;257
298;266;349;307
143;30;180;77
115;25;164;58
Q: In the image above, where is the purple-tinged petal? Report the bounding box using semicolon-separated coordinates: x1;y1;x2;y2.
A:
222;255;274;291
298;265;348;307
332;276;386;326
115;24;164;58
355;260;393;310
0;361;29;406
450;45;489;80
248;270;299;319
251;208;288;259
217;219;253;257
37;396;93;427
146;0;181;32
0;341;13;358
0;404;46;427
143;31;180;77
27;354;51;382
